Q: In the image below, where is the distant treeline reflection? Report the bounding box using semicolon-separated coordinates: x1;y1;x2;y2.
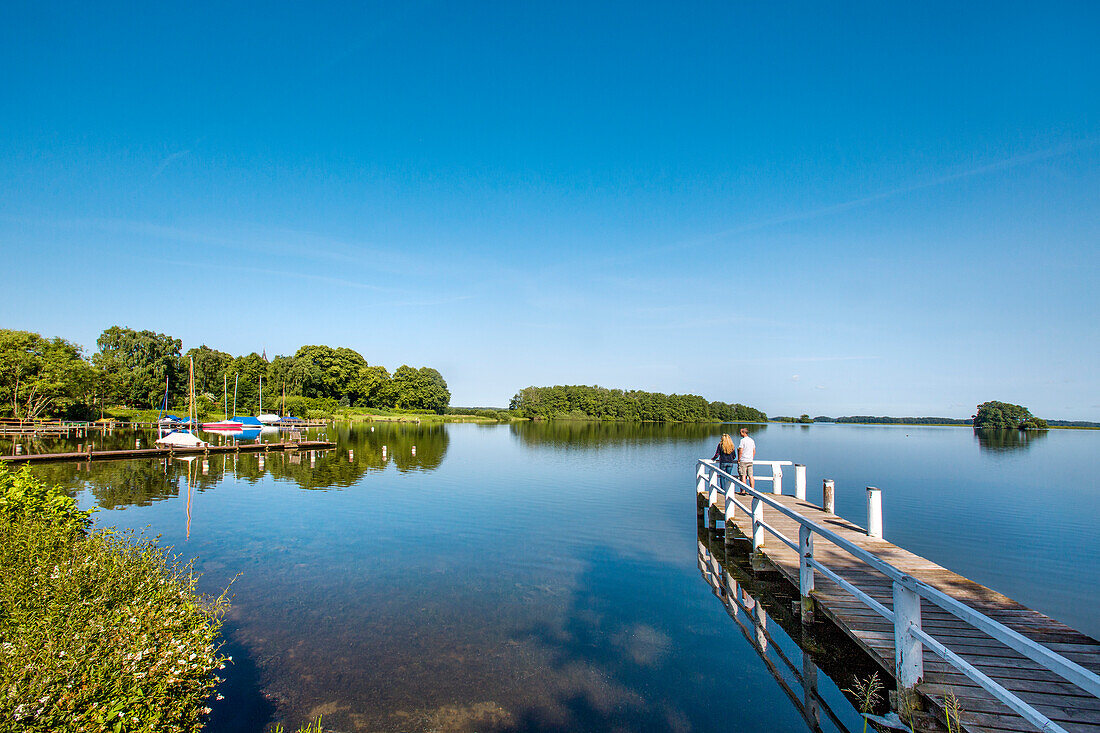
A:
975;428;1048;453
509;420;766;448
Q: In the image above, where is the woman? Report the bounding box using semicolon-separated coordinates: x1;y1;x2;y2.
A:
712;433;737;491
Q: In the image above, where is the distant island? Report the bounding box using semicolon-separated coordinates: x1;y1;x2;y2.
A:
509;385;766;423
777;401;1098;429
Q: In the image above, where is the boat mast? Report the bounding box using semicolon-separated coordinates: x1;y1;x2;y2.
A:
224;373;228;421
189;356;196;436
233;374;238;417
259;375;262;415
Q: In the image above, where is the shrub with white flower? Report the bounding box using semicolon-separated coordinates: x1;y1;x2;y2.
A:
0;464;230;733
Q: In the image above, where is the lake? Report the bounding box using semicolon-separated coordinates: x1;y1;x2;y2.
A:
14;421;1100;732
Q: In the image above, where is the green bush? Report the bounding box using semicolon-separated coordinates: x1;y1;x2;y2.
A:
0;464;92;535
0;465;228;732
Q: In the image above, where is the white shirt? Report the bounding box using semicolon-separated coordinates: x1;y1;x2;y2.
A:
738;436;756;462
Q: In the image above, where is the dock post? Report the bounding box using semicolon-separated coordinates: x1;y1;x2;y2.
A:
823;479;835;513
773;465;783;495
751;496;765;550
892;579;924;716
867;486;883;539
799;525;815;623
794;464;806;500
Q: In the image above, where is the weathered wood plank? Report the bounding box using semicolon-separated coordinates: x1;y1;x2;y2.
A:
710;487;1100;733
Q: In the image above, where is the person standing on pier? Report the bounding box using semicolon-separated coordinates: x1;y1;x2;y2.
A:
712;433;737;491
737;427;756;490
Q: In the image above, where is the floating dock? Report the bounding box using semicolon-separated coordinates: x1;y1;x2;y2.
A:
1;441;336;464
697;460;1100;733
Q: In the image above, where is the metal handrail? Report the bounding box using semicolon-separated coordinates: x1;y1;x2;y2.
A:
697;459;1100;733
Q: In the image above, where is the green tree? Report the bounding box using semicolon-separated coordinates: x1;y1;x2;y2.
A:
183;345;233;398
227;353;269;414
0;329;98;419
355;365;394;408
973;401;1048;430
93;327;184;409
293;345;368;402
391;366;451;413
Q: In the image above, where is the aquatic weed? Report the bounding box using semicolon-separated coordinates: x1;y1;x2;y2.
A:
843;671;884;733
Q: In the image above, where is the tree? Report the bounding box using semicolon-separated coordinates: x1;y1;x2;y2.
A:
355;365;394;408
93;327;184;409
293;345;368;402
0;330;97;419
798;414;813;424
391;366;451;413
227;353;268;414
184;345;233;398
973;401;1048;430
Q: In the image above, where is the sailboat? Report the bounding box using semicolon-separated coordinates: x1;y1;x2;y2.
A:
203;373;244;430
157;357;209;448
257;375;281;425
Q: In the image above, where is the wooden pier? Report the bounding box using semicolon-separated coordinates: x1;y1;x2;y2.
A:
697;460;1100;733
1;441;336;465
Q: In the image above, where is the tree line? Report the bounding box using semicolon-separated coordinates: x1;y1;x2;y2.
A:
508;385;766;423
0;327;451;419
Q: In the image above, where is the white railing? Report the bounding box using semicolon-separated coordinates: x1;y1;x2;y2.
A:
696;459;1100;733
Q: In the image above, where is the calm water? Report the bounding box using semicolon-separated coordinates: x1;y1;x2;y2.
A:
10;422;1099;732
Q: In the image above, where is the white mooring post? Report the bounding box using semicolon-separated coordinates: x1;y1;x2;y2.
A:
799;525;815;623
751;495;765;550
823;479;835;513
892;578;924;713
867;486;883;539
773;465;783;495
794;464;807;500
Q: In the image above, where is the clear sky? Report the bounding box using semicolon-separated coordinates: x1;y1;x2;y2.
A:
2;2;1097;418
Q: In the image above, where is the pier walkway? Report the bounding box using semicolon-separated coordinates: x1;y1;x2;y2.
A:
697;460;1100;733
1;440;335;464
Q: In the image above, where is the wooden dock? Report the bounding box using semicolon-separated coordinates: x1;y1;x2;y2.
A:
1;441;336;464
697;461;1100;733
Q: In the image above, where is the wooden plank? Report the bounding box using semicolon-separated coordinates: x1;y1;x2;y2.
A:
710;487;1100;733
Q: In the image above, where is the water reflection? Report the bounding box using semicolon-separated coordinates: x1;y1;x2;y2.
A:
19;423;451;506
509;420;766;448
974;429;1048;453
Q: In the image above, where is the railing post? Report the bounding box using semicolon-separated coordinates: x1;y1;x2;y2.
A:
799;525;815;623
892;579;924;716
696;463;707;530
794;464;806;500
751;495;765;550
867;486;883;539
773;465;783;495
822;479;835;513
708;470;721;530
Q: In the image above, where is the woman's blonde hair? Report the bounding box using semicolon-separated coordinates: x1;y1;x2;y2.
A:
719;433;735;454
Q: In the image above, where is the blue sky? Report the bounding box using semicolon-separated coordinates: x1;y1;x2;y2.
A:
2;2;1097;418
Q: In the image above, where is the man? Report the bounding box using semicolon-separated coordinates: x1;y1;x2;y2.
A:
737;428;756;490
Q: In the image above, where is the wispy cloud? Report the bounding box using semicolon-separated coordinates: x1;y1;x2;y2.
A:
656;137;1100;256
151;149;192;179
